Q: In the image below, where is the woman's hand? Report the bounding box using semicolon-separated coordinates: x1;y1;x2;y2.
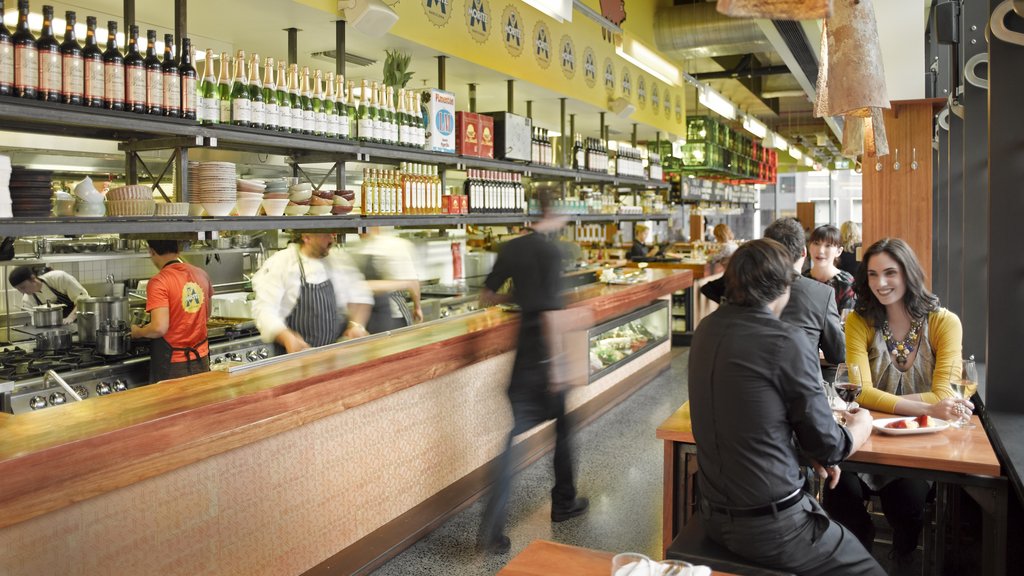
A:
927;398;974;420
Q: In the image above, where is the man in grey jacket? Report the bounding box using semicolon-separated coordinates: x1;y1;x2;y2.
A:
764;218;845;382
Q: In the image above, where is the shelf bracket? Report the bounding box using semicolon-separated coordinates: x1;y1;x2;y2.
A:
131;150;177;202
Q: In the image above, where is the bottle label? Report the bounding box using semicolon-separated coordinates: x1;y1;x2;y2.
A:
253;100;266;126
39;49;60;94
164;73;181;111
265;103;279;128
62;54;83;97
0;40;13;86
302;109;314;132
219;99;231;123
232;98;251;122
373;118;383;141
316;111;328;134
147;69;163;109
359;117;373;139
399;124;408;145
104;63;124;103
84;59;104;102
15;45;38;91
126;65;146;106
279;105;291;130
327;114;339;137
338;115;349;138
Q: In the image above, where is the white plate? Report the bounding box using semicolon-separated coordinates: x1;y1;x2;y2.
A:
873;417;950;435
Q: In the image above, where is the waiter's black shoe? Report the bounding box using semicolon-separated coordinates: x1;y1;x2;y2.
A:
551;497;589;522
477;534;511;554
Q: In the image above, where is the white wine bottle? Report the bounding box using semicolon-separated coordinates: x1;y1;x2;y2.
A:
262;56;278;131
248;53;265;130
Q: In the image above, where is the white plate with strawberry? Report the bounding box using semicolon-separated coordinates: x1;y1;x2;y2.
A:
873;415;950;435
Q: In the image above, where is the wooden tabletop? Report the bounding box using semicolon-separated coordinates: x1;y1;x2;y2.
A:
498;540;734;575
656;402;1002;478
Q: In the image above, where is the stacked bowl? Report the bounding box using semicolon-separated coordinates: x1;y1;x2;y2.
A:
262;178;290;216
191;162;237;217
236;178;266;216
8;168;54;218
106;185;156;216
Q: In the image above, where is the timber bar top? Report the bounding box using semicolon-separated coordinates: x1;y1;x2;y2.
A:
657;403;1002;478
0;269;692;530
498;539;736;575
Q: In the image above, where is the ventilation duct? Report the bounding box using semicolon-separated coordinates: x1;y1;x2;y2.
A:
654;2;770;58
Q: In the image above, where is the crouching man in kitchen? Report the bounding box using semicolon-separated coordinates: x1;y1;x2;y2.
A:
251;231;373;354
131;240;214;383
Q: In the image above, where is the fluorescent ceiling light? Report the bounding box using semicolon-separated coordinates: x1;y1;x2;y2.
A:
772;134;788;151
742;116;767;139
697;85;736;120
803;155;814;167
616;37;681;87
789;147;803;160
523;0;572;23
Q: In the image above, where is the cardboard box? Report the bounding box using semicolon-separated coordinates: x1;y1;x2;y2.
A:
479;115;494;159
456;111;480;157
442;195;454;214
484;112;532;161
422;88;456;154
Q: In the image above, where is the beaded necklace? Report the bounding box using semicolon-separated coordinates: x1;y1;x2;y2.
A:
882;317;924;366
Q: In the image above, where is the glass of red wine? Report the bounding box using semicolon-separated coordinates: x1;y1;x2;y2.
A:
833;363;863;412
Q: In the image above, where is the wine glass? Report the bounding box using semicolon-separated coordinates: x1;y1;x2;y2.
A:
611;552;653;576
950;356;978;429
833;363;863;412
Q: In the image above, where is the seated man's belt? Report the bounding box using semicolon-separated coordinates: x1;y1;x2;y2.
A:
704;489;804;518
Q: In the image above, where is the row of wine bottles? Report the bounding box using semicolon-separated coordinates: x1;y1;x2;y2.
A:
464;169;526;214
360;163;444;216
0;1;198;116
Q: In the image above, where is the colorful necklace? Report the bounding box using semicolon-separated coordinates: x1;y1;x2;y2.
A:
882;318;924;366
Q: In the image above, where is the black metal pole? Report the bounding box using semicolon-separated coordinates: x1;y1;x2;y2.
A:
632;124;638;147
173;0;186;54
507;80;514;113
436;56;447;90
124;0;135;30
287;28;298;66
526;100;533;119
560;98;567;168
599;112;606;147
469;83;477;113
336;20;346;190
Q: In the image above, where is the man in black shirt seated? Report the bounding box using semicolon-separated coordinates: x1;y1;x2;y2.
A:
688;239;883;575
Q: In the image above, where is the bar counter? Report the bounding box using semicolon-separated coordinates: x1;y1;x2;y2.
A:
0;268;691;576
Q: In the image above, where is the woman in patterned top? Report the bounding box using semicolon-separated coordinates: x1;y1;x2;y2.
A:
804;225;856;314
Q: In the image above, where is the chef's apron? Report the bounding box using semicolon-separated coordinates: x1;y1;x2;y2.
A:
273;246;346;354
352;252;408;334
149;260;210;383
35;277;76;319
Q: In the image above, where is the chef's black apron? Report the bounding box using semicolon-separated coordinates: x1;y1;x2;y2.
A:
352;252;408;334
273;246;346;354
34;277;76;319
148;260;210;383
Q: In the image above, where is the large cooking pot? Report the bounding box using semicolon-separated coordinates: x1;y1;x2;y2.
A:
34;327;73;352
96;321;131;356
77;296;130;344
31;303;65;327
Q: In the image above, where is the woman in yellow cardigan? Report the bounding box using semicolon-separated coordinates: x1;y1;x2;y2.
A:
823;237;970;569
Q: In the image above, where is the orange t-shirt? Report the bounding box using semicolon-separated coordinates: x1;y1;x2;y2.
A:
146;262;213;362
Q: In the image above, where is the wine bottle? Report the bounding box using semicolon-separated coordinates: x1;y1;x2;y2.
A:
372;82;386;144
12;0;37;98
217;52;231;124
81;17;103;107
311;68;325;137
123;25;145;113
196;49;210;123
248;53;264;130
143;29;162;115
357;79;371;142
230;50;250;127
288;64;302;134
35;4;60;102
276;60;289;132
336;74;349;139
59;10;82;105
102;21;124;110
262;56;278;131
412;91;425;147
386;86;397;145
299;66;314;135
346;80;357;137
0;0;13;96
178;37;196;120
324;71;338;139
162;34;180;117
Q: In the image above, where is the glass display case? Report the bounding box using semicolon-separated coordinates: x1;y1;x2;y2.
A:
588;301;670;382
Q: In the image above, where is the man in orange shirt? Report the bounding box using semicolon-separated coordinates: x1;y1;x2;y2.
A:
131;240;213;383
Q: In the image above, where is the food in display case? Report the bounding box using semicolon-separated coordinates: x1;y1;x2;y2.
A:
588;302;668;378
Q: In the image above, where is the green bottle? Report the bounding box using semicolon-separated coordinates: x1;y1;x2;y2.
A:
311;69;325;137
324;71;338;139
335;74;349;139
288;64;302;134
229;50;250;127
248;53;264;130
217;52;231;124
276;60;290;132
262;56;278;130
346;80;357;138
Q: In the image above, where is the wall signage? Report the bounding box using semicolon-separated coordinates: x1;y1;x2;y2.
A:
501;5;524;57
534;21;552;69
621;67;631;97
422;0;452;27
651;83;659;114
664;89;672;117
603;57;615;95
465;0;491;43
637;74;646;108
675;95;683;123
583;47;597;88
559;35;576;79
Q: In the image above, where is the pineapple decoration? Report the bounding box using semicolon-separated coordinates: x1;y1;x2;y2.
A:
383;49;414;90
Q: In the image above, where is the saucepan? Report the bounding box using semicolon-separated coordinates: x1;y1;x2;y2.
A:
31;302;65;328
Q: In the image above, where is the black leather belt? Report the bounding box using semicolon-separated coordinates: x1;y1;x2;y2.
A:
704;490;804;518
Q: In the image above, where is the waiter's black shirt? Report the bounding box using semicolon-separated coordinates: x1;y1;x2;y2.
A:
629;239;650;260
688;303;853;508
485;231;564;313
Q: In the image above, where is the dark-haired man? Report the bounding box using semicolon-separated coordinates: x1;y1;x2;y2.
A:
764;217;845;382
131;240;213;383
688;239;882;575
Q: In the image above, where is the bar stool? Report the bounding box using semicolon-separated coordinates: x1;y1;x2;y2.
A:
665;517;795;576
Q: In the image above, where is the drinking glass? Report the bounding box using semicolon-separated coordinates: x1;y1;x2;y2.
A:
658;560;694;575
950;356;978;429
833;363;863;412
611;552;654;576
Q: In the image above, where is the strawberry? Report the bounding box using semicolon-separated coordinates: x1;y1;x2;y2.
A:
914;415;933;428
886;419;920;429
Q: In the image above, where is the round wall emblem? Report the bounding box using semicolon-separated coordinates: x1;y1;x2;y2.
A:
465;0;492;44
501;5;524;57
664;89;672;118
621;67;631;97
651;83;660;114
534;21;552;69
422;0;452;27
637;75;647;108
559;35;576;79
583;47;597;88
675;95;683;123
603;58;616;95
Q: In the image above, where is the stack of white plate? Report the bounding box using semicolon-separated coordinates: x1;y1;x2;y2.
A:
192;162;237;217
0;154;11;218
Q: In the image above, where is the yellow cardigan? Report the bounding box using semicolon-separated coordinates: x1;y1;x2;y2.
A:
845;308;963;413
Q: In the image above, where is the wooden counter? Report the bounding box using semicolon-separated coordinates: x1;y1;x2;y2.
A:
0;269;692;531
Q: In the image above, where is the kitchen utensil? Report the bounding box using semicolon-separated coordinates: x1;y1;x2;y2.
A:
911;148;919;170
77;296;130;343
892;148;901;171
96;320;131;356
232;234;252;248
31;302;65;327
34;326;73;352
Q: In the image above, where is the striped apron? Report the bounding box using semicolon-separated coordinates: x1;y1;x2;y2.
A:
276;246;345;352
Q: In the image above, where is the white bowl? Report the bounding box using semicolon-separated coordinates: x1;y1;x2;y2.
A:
284;204;310;216
289;189;312;203
188;203;205;216
235;198;263;216
261;198;289;216
203;201;236;217
307;204;333;216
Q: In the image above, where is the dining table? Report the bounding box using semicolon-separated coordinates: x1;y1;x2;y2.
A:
656;402;1008;576
497;539;736;575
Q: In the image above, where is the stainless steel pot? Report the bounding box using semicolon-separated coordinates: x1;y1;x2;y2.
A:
77;296;129;343
232;234;252;248
96;322;131;356
31;303;65;327
35;327;73;352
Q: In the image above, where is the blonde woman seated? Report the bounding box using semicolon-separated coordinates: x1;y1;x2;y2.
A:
838;221;862;277
823;238;968;567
